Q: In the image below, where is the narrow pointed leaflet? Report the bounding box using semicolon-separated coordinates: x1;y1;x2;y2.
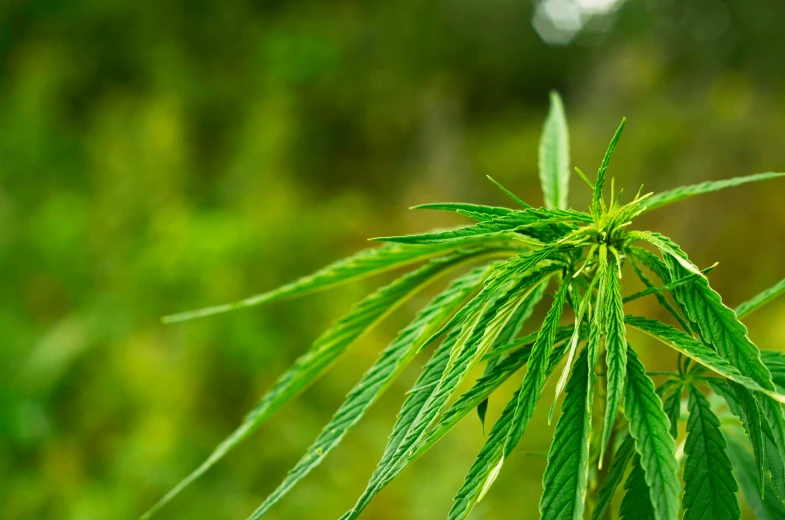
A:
143;248;489;519
622;348;680;520
539;347;594;520
643;172;785;211
601;248;627;464
247;266;491;518
539;91;571;210
504;280;570;455
682;385;741;520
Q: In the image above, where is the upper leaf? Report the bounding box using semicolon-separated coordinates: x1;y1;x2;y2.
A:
643;172;785;211
592;118;626;219
539;91;571;210
682;385;741;520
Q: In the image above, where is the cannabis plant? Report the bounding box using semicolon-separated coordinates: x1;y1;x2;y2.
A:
144;93;785;520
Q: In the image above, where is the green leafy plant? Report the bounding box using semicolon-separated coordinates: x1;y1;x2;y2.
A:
143;92;785;520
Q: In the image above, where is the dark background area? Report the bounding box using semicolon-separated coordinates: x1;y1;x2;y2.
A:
2;0;785;518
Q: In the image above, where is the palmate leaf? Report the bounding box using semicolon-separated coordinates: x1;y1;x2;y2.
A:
504;280;570;455
643;172;785;211
162;241;465;323
735;276;785;320
682;385;741;520
624;316;783;402
142;247;493;519
539;347;593;520
601;253;627;463
343;326;576;520
340;261;560;520
622;348;680;520
665;257;776;392
539;91;570;210
246;265;492;519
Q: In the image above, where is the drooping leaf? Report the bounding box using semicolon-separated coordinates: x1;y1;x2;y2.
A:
660;382;682;440
479;280;549;429
539;347;594;520
592;118;626;219
591;434;635;520
539;91;570;210
622;264;716;305
447;388;521;520
708;379;765;497
622;348;680;520
343;325;576;520
682;385;741;520
601;253;627;462
162;241;464;323
504;280;570;455
755;393;785;501
247;265;491;518
643;172;785;211
665;257;775;393
735;276;785;320
143;248;487;519
726;434;785;520
624;316;781;401
761;350;785;393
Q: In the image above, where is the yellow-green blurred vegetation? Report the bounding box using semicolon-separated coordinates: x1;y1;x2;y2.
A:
3;0;785;518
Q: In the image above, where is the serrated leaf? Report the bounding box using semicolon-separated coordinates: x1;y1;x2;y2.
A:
592;118;626;219
592;434;635;520
735;276;785;320
620;457;657;520
447;387;521;520
162;241;463;323
601;254;627;463
755;393;785;502
661;383;682;440
726;434;785;520
628;247;693;333
622;348;680;520
627;230;703;276
479;281;549;429
539;347;593;520
342;322;575;520
665;257;776;393
643;172;785;211
624;316;782;401
761;350;785;393
247;265;491;518
708;379;765;497
682;385;741;520
340;265;559;520
539;91;570;210
504;280;570;455
143;248;488;519
411;202;514;222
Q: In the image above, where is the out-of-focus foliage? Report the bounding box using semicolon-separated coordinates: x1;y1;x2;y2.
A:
2;1;785;519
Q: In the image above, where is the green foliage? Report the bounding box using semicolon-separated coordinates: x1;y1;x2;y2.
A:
145;92;785;520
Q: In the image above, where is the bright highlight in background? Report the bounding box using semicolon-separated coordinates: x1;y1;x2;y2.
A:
534;0;626;45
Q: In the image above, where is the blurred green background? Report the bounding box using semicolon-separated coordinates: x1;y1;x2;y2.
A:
3;0;785;518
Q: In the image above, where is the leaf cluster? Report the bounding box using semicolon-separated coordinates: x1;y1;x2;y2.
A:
143;93;785;520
